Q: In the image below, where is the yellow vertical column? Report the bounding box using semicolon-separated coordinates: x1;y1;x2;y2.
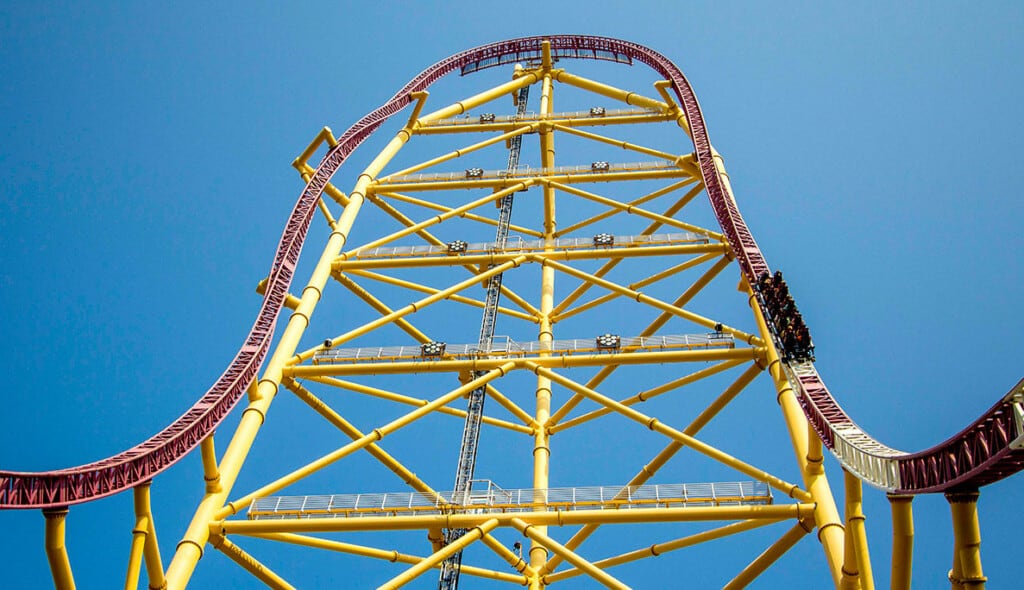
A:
164;125;414;589
43;507;76;590
530;41;555;589
746;282;847;586
946;490;986;590
888;494;914;590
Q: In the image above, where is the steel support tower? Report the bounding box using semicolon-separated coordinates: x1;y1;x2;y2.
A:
2;36;1022;590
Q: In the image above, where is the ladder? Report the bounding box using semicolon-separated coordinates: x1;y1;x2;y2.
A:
437;84;530;590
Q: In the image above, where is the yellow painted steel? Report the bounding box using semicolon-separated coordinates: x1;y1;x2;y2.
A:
548;180;723;240
529;363;811;502
380;191;545;237
281;377;448;502
553;70;669;112
124;512;148;590
130;482;167;590
255;278;301;310
747;279;847;585
335;243;725;271
722;519;813;589
209;534;296;590
549;359;749;433
946;490;987;589
153;51;871;588
372;167;693;194
288;348;760;378
251;532;526;584
888;495;914;590
511;516;630;590
300;374;532;434
553;178;699;238
221;504;812;535
545;519;786;584
217;365;514;519
377;519;499;590
844;470;875;590
43;508;76;590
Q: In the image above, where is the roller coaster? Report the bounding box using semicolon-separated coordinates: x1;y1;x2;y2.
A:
2;35;1020;589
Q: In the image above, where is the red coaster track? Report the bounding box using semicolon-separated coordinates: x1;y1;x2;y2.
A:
2;35;1021;510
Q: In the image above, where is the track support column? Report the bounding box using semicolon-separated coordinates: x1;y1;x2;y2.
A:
529;41;556;589
888;494;914;590
946;490;986;590
43;507;75;590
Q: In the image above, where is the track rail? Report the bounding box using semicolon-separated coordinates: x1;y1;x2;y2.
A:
3;35;1021;509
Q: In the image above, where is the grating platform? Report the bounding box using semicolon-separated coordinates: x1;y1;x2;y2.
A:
247;481;772;520
380;160;681;185
313;332;735;365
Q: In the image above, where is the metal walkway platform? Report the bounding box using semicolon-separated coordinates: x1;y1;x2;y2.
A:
247;481;772;520
350;231;710;260
313;332;736;365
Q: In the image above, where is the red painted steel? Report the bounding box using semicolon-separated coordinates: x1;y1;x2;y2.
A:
2;35;1020;509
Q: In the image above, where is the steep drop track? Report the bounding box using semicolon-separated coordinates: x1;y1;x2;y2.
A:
2;35;1021;510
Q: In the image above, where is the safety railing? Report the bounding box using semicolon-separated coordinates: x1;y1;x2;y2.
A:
351;231;710;260
380;160;681;185
313;332;735;365
247;480;772;520
420;107;661;128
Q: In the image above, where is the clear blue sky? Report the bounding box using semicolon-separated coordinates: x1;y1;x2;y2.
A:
1;2;1021;588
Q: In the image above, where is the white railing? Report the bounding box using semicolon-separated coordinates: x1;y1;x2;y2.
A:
247;481;772;520
351;231;710;260
419;107;663;128
313;332;735;365
381;160;681;185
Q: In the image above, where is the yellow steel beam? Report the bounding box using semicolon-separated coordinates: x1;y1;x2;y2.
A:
216;364;514;519
554;178;697;238
722;519;813;589
414;70;538;126
548;180;723;240
551;123;691;166
316;196;338;230
541;361;764;575
888;495;914;590
382;123;538;179
654;79;691;136
480;532;537;580
221;504;812;535
249;532;525;584
333;272;432;343
166;88;421;588
552;252;725;323
844;470;875;590
335;243;726;271
346;182;531;255
293;256;527;363
545;518;785;584
553;70;670;112
131;482;167;590
746;280;847;585
549;359;748;434
209;534;296;590
288;348;759;378
533;255;760;344
43;508;76;590
341;269;527;321
124;512;148;590
946;490;987;589
513;516;630;590
201;435;222;494
281;377;448;502
414;112;675;134
302;375;532;434
379;191;545;238
529;364;810;502
374;167;692;194
377;519;499;590
553;181;706;311
256;278;301;311
483;382;540;429
528;66;558;585
292;126;337;173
